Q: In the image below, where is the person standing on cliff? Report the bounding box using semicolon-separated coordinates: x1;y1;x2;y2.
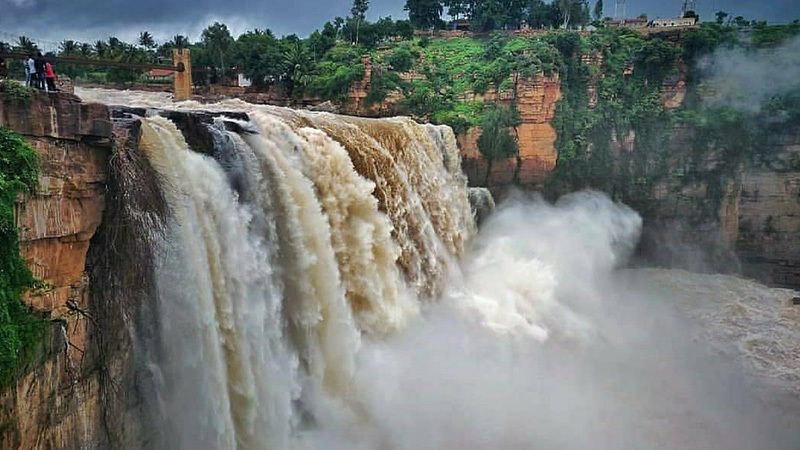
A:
34;53;46;90
0;58;8;81
44;61;57;92
25;55;36;87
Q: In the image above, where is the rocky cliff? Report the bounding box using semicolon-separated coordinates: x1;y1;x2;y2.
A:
0;92;267;449
459;75;562;188
0;92;116;449
640;122;800;289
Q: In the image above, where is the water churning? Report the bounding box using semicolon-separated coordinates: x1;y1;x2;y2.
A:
77;88;800;450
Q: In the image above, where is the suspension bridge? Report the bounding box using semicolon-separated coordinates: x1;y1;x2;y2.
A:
1;48;193;101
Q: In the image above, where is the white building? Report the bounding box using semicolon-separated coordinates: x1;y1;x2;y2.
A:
650;17;698;28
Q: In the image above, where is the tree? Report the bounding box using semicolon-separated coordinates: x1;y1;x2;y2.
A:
683;10;698;19
107;37;124;52
333;16;346;40
138;31;155;50
395;20;415;38
351;0;370;45
59;40;78;55
503;0;528;29
732;16;748;27
202;22;234;81
232;29;284;88
283;41;311;97
79;43;94;57
471;0;506;31
715;11;729;25
308;24;337;62
526;0;559;28
14;36;38;55
443;0;469;20
556;0;589;29
388;47;414;72
593;0;603;22
477;105;522;185
173;35;190;49
405;0;444;30
94;41;108;58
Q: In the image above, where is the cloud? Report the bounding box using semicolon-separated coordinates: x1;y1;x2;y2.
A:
699;35;800;112
0;0;404;44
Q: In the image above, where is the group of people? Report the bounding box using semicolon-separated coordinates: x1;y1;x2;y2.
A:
24;53;58;92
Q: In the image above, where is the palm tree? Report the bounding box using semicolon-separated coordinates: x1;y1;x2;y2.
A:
79;43;94;58
107;37;123;52
350;0;369;45
172;34;190;49
94;40;108;58
59;40;78;55
138;31;155;50
283;41;311;97
15;36;39;54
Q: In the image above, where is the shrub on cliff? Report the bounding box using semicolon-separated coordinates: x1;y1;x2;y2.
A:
0;126;45;388
308;44;366;101
0;81;36;105
477;105;522;184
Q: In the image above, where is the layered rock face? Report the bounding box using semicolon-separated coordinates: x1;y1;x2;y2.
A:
0;92;112;449
448;57;799;289
459;75;562;188
737;155;800;288
612;122;800;289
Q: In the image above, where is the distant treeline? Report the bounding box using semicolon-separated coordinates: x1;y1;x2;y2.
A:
0;0;796;101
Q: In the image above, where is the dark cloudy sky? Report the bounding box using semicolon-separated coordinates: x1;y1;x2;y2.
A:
1;0;798;48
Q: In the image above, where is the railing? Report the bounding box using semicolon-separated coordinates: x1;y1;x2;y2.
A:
0;51;185;73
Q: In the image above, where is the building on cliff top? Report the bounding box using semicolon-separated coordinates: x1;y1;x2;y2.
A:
650;16;698;28
606;17;650;29
606;16;698;29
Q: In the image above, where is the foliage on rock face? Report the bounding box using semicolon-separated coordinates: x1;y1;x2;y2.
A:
378;34;562;130
0;81;36;104
388;47;415;73
477;104;523;183
0;126;45;388
546;28;681;205
307;44;366;101
750;21;800;47
544;23;800;215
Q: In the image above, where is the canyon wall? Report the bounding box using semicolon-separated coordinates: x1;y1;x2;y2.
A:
640;123;800;289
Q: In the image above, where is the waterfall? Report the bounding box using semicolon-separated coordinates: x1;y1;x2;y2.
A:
140;117;298;449
131;105;474;449
74;86;800;450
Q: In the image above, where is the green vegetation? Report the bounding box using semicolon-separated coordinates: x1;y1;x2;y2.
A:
0;127;46;388
0;6;796;211
308;45;366;101
546;28;681;205
750;21;800;46
477;105;523;184
543;21;800;212
0;81;37;104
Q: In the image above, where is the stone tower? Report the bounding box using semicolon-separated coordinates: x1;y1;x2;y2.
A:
173;48;192;101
